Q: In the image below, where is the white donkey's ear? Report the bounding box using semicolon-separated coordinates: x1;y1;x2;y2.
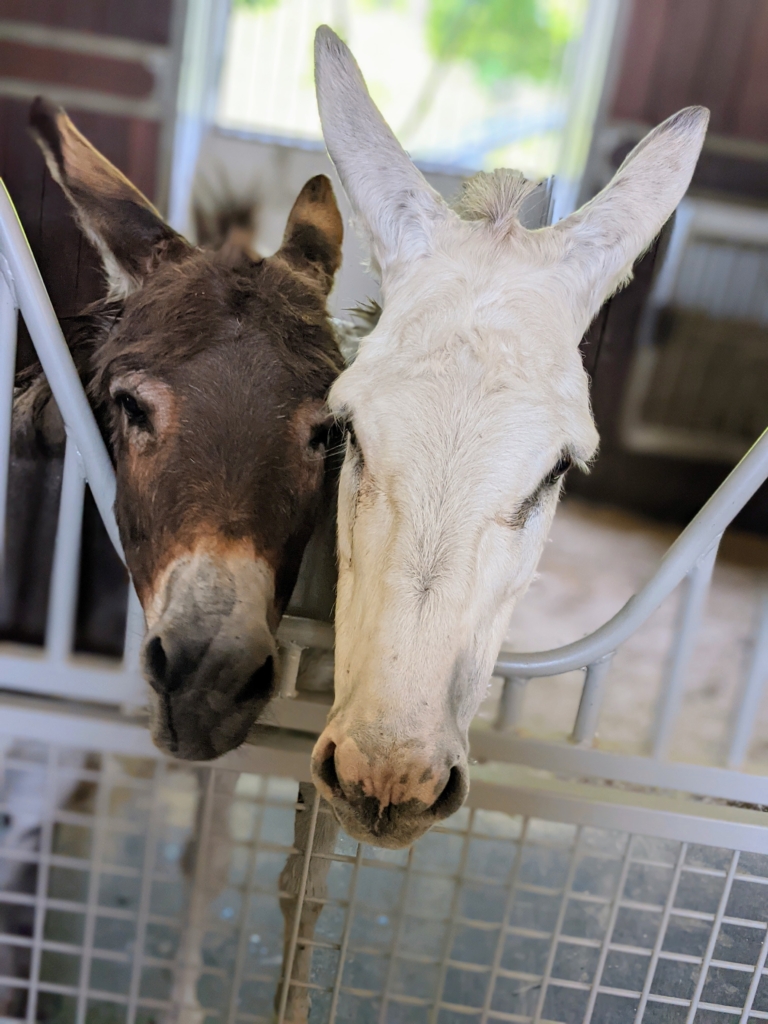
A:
314;25;447;275
555;106;709;327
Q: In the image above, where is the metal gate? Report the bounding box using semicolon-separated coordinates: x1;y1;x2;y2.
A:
2;180;768;1023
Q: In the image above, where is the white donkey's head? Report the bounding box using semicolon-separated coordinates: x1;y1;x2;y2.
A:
312;26;708;847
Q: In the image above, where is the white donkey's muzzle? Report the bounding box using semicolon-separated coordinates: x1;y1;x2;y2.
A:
311;725;468;848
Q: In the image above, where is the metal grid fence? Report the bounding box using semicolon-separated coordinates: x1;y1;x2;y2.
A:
3;734;768;1024
0;736;199;1024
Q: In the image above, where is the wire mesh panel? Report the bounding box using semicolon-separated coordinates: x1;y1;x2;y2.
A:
0;735;200;1024
5;730;768;1024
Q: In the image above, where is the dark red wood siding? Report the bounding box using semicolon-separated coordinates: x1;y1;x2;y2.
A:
0;0;174;46
0;41;156;99
613;0;768;143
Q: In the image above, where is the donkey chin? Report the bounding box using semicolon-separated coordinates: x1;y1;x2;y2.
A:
141;541;279;761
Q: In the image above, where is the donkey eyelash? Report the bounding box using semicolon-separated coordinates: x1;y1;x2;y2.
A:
342;420;364;462
544;455;572;486
344;421;357;447
501;454;573;530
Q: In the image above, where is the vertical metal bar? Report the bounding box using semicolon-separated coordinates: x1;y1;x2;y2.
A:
684;850;740;1024
0;271;17;572
581;834;635;1024
739;918;768;1024
0;183;123;561
572;655;614;745
24;743;57;1024
327;843;364;1022
276;790;321;1024
172;768;218;1024
428;809;476;1024
277;643;304;699
653;539;720;759
533;826;584;1024
46;438;86;663
728;583;768;768
122;583;146;675
378;846;416;1024
494;676;528;731
75;755;115;1024
126;759;168;1024
633;843;688;1024
479;820;529;1023
224;776;267;1024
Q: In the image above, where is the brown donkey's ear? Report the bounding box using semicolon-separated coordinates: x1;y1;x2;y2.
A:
29;97;190;299
278;175;343;294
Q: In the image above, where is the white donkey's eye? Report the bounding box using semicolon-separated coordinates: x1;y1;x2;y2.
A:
344;421;363;462
544;455;572;486
501;454;572;530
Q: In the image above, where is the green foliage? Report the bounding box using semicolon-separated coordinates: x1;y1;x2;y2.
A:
356;0;408;9
426;0;583;86
231;0;279;11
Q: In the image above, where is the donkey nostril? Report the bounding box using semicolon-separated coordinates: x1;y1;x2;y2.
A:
145;636;168;688
430;766;467;819
315;743;342;799
234;656;274;704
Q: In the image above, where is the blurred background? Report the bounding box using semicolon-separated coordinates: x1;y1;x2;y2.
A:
2;0;768;531
1;7;768;1023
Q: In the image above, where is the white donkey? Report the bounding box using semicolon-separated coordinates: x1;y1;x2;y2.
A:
310;26;709;848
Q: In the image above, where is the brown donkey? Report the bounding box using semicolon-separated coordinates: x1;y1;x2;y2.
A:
18;98;345;760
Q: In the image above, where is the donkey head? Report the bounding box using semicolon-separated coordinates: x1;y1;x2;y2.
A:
311;27;708;847
29;99;344;760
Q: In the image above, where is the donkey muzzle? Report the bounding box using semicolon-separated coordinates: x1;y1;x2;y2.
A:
311;730;468;848
141;544;278;760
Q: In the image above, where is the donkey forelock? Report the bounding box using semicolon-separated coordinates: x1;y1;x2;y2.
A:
451;169;541;229
310;26;709;847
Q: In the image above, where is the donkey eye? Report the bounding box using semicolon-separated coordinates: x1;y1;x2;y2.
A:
341;417;364;469
345;422;359;452
544;456;572;485
308;423;329;451
115;391;150;431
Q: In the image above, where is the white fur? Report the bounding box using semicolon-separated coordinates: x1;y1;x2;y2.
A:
313;26;709;827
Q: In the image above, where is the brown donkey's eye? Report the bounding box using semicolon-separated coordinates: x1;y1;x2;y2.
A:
309;422;329;451
115;391;150;431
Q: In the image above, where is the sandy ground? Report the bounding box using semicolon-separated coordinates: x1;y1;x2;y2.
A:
477;498;768;769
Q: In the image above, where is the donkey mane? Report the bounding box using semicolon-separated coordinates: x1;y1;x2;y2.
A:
451;169;540;230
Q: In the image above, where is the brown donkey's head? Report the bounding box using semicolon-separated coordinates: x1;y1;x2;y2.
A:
29;99;344;760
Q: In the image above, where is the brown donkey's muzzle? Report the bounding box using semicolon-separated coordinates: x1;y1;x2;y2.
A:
141;543;278;760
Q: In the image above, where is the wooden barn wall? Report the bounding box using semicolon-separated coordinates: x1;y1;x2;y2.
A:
570;0;768;533
612;0;768;143
0;0;179;319
0;0;181;650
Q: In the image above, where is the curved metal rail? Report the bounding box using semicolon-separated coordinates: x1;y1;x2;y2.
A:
0;181;124;560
